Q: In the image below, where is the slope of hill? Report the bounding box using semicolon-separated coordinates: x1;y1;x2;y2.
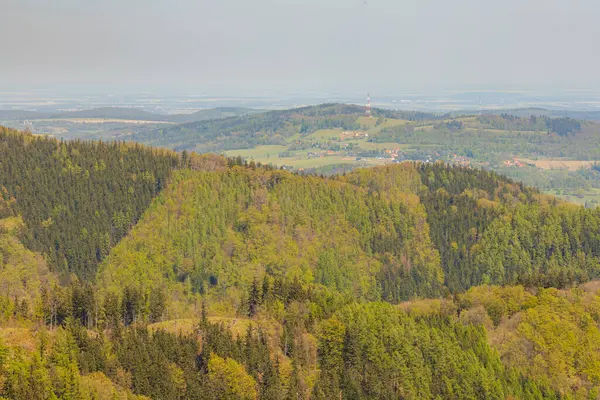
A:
167;107;260;123
130;103;595;154
95;158;600;398
132;103;369;152
469;107;600;121
3;126;600;398
98;159;600;316
0;126;180;279
131;103;452;153
98;161;442;315
0;216;57;316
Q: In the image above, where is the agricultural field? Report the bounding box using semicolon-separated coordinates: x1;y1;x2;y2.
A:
222;145;289;160
545;187;600;207
515;158;599;171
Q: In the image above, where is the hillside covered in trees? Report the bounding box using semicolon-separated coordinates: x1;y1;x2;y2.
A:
2;126;600;398
0;126;180;279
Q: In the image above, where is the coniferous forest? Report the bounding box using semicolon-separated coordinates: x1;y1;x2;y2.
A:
0;126;179;279
2;126;600;399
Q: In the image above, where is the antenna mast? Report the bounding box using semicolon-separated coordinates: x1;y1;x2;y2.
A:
365;93;372;117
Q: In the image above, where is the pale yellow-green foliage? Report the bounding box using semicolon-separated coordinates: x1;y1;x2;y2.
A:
98;165;443;316
148;315;279;341
80;371;149;400
460;285;536;323
148;318;196;335
356;116;378;128
476;197;501;209
342;164;444;295
0;328;37;352
342;163;424;195
398;298;457;318
463;285;600;396
208;354;257;400
509;288;600;393
0;217;58;320
399;284;600;397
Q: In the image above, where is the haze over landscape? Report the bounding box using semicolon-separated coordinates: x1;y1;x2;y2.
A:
3;0;600;93
2;1;600;399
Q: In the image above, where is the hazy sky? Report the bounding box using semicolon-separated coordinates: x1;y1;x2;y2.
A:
2;0;599;93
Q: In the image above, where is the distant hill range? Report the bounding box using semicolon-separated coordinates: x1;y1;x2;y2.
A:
130;103;451;152
0;106;261;123
4;105;600;123
458;107;600;121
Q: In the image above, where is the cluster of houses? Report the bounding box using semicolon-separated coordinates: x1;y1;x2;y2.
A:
503;158;526;168
339;131;369;141
451;154;471;167
307;150;339;159
383;148;401;159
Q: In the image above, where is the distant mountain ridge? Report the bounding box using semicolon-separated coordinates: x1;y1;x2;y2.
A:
169;107;262;123
132;103;449;152
457;107;600;121
0;106;260;123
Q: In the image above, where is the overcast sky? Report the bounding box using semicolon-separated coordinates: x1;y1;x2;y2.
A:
2;0;599;94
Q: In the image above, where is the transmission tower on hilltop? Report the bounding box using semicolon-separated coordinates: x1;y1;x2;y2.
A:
365;93;372;117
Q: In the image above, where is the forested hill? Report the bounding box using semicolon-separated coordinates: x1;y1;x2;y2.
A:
99;158;600;313
1;122;598;302
4;125;600;398
0;126;180;279
95;157;600;398
415;163;600;291
131;103;366;151
471;107;600;122
168;107;261;123
131;103;446;152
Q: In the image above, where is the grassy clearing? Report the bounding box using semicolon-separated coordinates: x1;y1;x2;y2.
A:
222;145;289;160
0;327;37;352
517;158;599;171
221;151;392;170
279;156;357;169
0;217;22;232
545;188;600;207
367;118;407;135
462;127;542;135
378;119;406;128
305;128;343;140
149;316;281;341
358;141;405;151
357;116;378;128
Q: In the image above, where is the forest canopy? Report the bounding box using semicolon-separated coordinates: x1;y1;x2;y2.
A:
1;126;600;399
